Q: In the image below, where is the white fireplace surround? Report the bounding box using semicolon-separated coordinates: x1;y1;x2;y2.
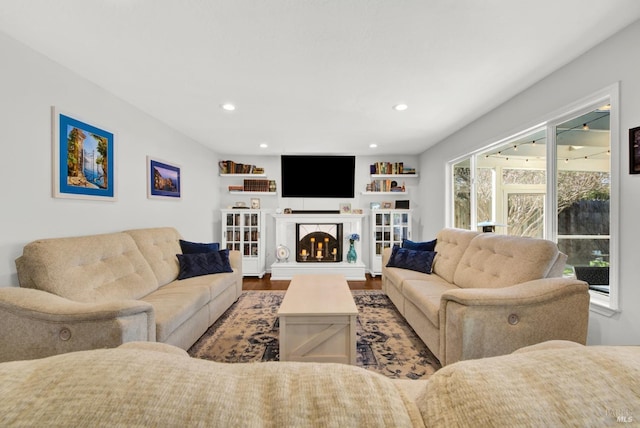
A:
271;213;366;280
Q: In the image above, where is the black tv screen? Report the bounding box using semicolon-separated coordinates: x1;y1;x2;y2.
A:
281;155;355;198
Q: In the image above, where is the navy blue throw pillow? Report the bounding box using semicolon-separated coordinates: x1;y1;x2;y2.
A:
179;239;220;254
177;249;233;280
386;246;436;274
402;238;436;252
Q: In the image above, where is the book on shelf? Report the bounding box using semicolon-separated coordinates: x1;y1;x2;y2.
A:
219;160;265;174
243;179;270;192
370;162;416;175
367;179;405;192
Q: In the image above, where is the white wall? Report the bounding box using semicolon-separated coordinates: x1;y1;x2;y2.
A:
0;32;221;286
417;19;640;345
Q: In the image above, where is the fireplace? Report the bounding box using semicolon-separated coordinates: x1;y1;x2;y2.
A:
271;212;365;280
296;223;343;262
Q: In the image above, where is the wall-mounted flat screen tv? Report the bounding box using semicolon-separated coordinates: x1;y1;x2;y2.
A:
281;155;355;198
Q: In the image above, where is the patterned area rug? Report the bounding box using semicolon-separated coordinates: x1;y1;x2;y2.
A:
188;290;440;379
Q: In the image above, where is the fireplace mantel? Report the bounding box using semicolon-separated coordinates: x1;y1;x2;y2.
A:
271;213;366;280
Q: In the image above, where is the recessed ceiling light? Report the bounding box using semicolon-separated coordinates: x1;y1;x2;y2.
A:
259;143;268;149
369;143;378;148
393;104;408;111
221;103;236;111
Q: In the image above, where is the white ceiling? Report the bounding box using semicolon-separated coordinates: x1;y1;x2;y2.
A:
1;1;640;156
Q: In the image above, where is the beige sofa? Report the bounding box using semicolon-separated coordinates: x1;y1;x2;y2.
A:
0;227;242;362
0;340;637;427
382;228;590;366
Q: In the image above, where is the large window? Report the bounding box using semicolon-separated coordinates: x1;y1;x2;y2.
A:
474;128;546;236
452;158;471;230
555;107;611;295
449;86;618;314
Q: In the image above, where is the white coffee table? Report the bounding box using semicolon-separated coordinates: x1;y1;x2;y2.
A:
278;274;358;364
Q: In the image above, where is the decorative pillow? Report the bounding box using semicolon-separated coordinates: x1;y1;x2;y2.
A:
179;239;220;254
386;245;436;274
176;249;233;280
402;238;436;252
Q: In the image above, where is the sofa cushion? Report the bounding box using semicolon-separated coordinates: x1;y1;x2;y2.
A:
402;279;458;327
384;265;437;294
177;270;239;301
453;233;560;289
141;281;211;343
15;233;159;303
402;238;437;252
179;239;220;254
432;229;481;284
125;228;182;287
176;250;233;280
387;246;436;274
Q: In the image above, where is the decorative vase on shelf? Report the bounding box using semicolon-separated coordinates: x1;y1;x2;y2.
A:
347;241;357;263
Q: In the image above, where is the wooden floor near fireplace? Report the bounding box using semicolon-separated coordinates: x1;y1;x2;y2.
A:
243;273;382;291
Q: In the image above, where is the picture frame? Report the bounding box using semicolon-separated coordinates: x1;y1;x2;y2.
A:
352;208;363;215
147;156;181;199
251;197;261;209
370;202;381;210
382;201;393;209
339;203;352;214
629;126;640;174
52;107;116;200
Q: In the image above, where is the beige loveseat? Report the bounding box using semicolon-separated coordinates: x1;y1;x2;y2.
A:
382;228;590;366
1;340;637;427
0;227;242;362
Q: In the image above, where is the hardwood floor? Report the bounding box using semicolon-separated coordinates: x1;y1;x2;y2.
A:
242;273;382;291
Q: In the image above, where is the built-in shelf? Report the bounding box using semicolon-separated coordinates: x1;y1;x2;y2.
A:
229;191;277;195
220;173;267;178
361;191;407;195
371;174;419;179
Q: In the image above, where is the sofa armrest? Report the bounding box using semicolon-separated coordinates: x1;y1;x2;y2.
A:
382;247;393;267
228;250;242;275
441;277;588;306
0;287;155;362
439;278;590;366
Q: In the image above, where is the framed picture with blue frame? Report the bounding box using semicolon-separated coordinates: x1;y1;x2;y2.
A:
52;107;116;200
147;156;181;199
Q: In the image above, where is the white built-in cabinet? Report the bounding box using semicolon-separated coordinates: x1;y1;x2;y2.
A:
369;209;411;276
221;209;267;278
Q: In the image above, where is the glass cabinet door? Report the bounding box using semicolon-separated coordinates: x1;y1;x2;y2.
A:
244;212;260;257
225;212;241;251
392;212;409;243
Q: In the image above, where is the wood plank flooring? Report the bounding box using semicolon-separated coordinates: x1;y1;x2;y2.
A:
242;273;382;291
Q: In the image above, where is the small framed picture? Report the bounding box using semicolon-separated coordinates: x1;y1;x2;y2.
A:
352;208;363;214
370;202;381;210
630;126;640;174
382;201;393;209
147;157;181;199
251;197;261;209
339;203;352;214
